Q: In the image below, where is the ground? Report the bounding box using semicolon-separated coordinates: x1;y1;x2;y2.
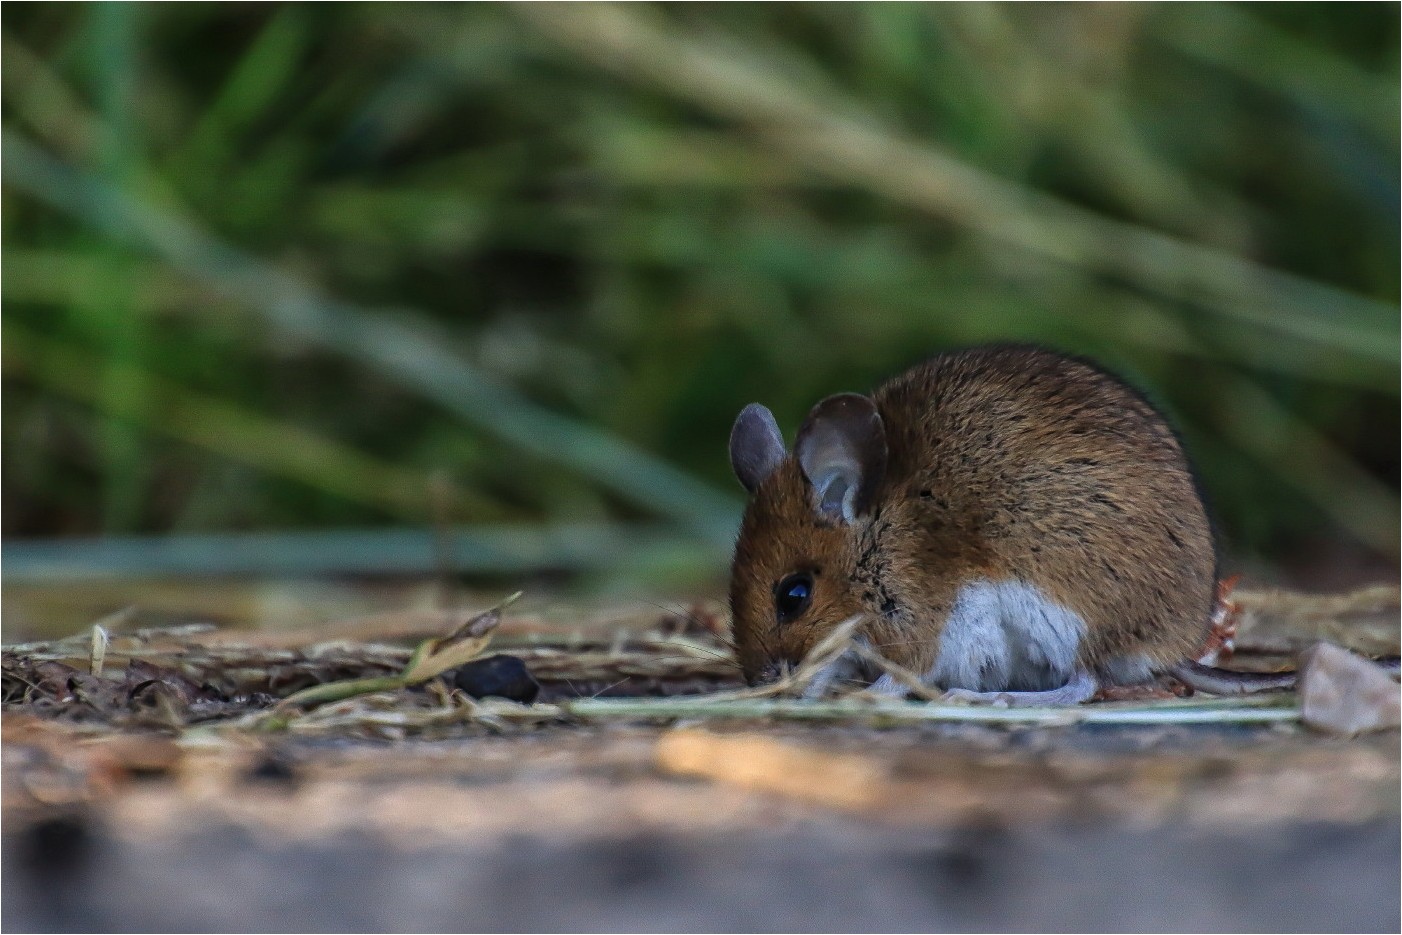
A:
2;582;1398;932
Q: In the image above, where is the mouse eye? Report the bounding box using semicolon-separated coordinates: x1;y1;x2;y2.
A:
774;572;814;623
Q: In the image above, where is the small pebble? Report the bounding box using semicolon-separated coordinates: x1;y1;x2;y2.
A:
1299;642;1401;736
245;752;299;787
451;655;540;703
19;813;93;882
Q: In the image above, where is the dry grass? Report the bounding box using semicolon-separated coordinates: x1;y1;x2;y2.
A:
2;585;1396;741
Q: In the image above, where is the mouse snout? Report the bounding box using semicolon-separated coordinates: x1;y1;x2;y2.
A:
754;659;793;685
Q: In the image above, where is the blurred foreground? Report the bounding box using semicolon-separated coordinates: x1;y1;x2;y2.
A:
4;584;1399;933
4;720;1398;932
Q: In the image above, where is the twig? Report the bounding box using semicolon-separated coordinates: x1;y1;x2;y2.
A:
848;642;944;702
559;695;1300;726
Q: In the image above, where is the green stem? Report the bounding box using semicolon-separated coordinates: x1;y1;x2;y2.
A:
278;674;407;709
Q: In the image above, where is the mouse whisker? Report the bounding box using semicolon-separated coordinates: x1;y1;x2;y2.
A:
637;598;706;631
631;600;743;670
588;677;630;699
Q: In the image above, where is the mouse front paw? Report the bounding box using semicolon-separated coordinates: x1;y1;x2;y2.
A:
942;687;1014;708
865;674;912;698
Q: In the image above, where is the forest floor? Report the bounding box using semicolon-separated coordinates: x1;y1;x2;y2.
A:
2;579;1398;933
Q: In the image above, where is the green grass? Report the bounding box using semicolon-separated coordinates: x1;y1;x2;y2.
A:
2;3;1397;582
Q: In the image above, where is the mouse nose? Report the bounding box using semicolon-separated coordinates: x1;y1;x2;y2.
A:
757;660;793;684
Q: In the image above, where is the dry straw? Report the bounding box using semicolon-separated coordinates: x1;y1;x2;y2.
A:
3;585;1395;739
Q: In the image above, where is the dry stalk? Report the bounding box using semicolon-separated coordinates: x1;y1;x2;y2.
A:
561;694;1300;726
847;642;944;701
8;584;1395;742
780;614;866;696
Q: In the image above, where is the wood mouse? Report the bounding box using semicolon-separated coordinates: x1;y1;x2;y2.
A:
726;343;1286;704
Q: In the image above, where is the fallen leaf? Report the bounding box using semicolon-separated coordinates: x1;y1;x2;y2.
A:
401;591;520;684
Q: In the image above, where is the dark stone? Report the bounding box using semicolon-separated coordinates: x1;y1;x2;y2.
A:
18;814;93;883
450;655;540;704
245;752;299;787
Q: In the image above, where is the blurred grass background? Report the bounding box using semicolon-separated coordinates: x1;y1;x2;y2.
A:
2;2;1398;594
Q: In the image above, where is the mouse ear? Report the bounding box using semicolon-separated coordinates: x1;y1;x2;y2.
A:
795;393;887;524
729;403;786;493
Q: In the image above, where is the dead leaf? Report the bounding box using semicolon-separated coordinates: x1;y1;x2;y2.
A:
400;591;520;684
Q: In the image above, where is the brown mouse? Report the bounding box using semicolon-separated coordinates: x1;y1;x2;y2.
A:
727;344;1286;704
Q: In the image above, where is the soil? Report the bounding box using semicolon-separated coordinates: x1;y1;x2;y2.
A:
3;718;1398;932
3;582;1398;933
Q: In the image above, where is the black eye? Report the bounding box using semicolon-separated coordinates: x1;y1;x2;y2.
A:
774;572;814;623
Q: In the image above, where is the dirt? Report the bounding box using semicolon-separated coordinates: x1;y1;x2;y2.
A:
3;583;1398;932
3;717;1398;932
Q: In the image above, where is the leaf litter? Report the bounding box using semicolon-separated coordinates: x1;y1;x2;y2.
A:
2;584;1398;742
0;589;1396;865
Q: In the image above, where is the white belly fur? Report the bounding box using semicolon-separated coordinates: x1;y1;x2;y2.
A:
927;580;1086;692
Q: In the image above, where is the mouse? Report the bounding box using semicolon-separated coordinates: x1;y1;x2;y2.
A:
726;343;1293;705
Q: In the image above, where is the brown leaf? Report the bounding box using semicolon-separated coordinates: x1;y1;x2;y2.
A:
401;592;520;684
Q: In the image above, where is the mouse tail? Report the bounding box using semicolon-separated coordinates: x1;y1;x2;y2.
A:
1171;657;1402;696
1170;661;1296;695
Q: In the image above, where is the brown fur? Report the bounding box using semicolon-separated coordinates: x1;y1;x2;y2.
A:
729;344;1217;686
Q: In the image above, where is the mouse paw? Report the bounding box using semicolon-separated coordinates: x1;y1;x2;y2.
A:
865;674;912;698
942;688;1014;708
942;672;1097;707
